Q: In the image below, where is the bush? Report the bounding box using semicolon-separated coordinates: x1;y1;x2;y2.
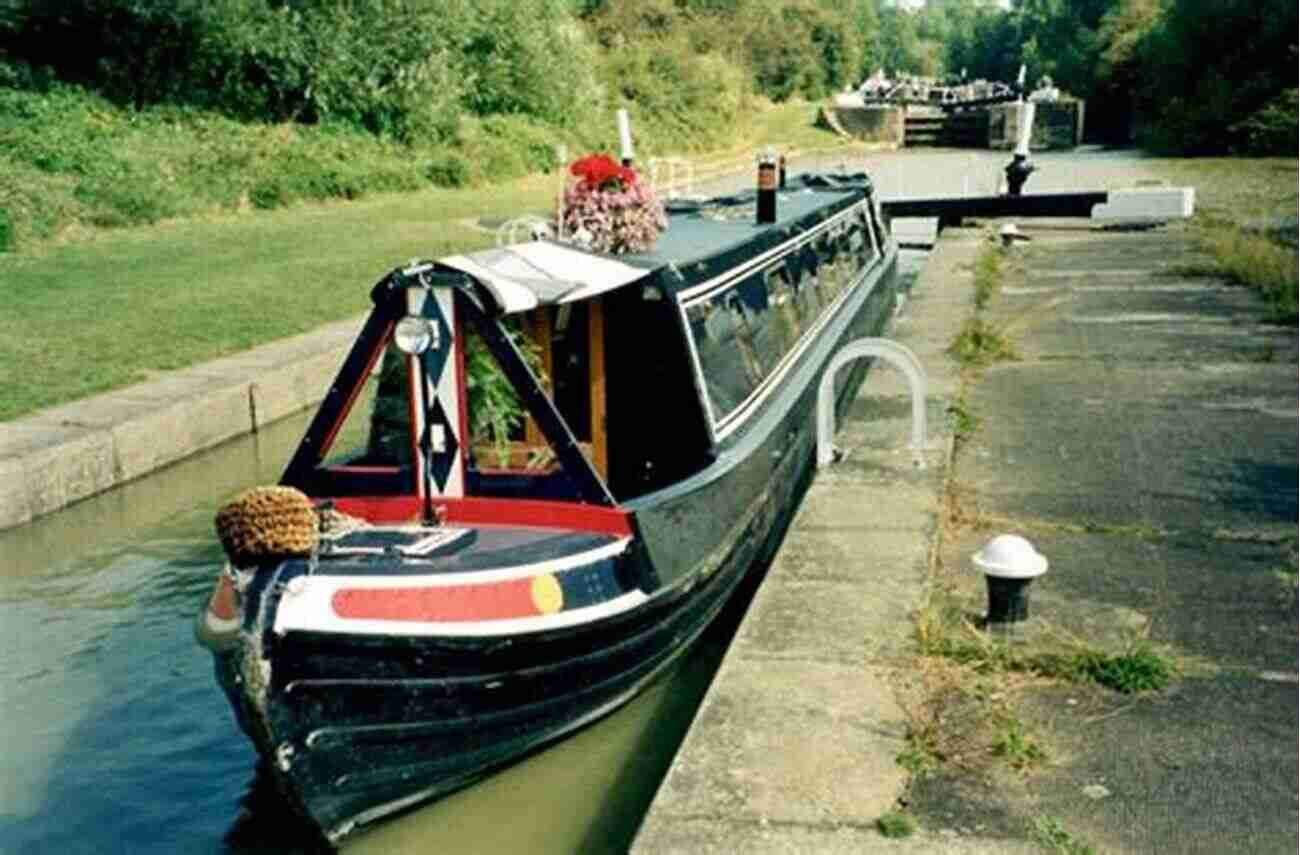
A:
0;0;463;141
424;153;471;188
1230;89;1299;156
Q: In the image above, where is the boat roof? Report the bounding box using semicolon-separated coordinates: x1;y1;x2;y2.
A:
438;184;867;315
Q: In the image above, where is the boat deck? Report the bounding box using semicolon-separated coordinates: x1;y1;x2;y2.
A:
626;187;865;273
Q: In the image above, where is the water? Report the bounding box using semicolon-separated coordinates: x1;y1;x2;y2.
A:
0;410;741;855
0;200;932;855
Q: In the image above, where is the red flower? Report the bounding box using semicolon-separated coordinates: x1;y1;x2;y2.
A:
569;153;638;191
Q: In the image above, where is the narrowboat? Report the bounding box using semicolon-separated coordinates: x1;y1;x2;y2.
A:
198;171;900;842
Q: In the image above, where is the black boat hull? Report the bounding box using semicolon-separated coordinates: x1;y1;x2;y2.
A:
211;236;900;841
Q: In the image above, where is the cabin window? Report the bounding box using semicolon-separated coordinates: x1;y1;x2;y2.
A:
683;210;879;429
465;303;609;488
321;343;415;469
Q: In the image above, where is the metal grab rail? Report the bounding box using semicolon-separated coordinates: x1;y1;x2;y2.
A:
816;338;928;470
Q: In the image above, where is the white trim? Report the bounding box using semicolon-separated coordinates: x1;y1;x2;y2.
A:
276;587;646;638
272;538;632;636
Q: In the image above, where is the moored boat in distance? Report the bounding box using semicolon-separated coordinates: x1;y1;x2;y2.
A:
198;169;901;842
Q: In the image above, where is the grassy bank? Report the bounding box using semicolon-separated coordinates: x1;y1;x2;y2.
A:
1147;157;1299;322
0;101;838;422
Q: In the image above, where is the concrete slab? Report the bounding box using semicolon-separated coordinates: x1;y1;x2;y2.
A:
733;577;918;664
643;659;907;828
0;455;32;529
0;316;364;530
914;222;1299;855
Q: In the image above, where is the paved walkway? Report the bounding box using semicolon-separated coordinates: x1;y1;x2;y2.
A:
632;231;977;853
634;219;1298;854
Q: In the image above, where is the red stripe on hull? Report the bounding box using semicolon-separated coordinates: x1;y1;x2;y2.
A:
331;495;632;536
332;580;538;622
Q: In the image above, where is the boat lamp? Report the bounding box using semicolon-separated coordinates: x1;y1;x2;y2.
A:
394;316;439;355
972;534;1047;637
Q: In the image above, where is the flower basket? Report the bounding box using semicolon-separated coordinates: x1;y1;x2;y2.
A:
561;154;667;255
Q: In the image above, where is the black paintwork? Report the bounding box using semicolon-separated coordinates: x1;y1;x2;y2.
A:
211;179;900;841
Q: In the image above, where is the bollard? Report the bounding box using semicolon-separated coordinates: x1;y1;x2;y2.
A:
972;534;1047;639
756;147;778;224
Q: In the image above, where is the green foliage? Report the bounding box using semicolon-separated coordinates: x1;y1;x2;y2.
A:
453;0;602;128
746;1;859;100
465;323;548;467
0;207;13;252
1033;816;1096;855
0;82;452;243
1135;0;1298;154
1229;89;1300;156
1070;646;1173;693
991;717;1045;769
947;318;1019;369
876;811;916;839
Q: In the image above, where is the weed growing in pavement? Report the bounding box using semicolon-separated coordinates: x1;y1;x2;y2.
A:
948;317;1019;368
1033;816;1095;855
947;398;981;441
915;595;1176;693
991;715;1046;769
1273;567;1298;609
972;245;1003;310
876;811;916;839
1070;645;1173;693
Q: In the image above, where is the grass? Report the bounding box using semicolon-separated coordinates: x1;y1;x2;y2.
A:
0;101;841;422
876;810;916;839
990;715;1046;769
1070;646;1173;693
1032;816;1095;855
947;317;1019;368
972;245;1004;310
1146;158;1298;323
946;399;981;441
0;180;549;419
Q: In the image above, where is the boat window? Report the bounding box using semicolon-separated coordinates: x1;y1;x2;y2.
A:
465;304;610;491
684;292;757;420
321;343;415;469
767;264;803;350
684;212;880;429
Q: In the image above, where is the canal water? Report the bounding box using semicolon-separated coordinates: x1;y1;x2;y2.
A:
0;404;752;855
0;246;929;855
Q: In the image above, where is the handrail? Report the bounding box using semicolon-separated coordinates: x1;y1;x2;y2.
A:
816;337;927;470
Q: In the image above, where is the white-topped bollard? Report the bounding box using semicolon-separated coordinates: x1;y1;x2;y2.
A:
973;534;1047;638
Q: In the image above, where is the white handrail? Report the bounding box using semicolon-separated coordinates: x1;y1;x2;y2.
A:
816;338;927;469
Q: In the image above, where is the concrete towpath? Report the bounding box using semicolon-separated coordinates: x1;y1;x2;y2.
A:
917;222;1298;854
631;230;979;853
634;217;1297;853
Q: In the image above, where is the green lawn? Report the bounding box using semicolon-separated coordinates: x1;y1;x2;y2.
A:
0;102;845;422
0;176;558;420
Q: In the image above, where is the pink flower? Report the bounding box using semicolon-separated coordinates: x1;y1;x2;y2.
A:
562;152;666;254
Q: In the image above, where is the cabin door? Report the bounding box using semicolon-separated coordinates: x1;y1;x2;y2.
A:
408;285;466;500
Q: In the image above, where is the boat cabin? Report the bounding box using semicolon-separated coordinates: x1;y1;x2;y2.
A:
280;180;891;525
